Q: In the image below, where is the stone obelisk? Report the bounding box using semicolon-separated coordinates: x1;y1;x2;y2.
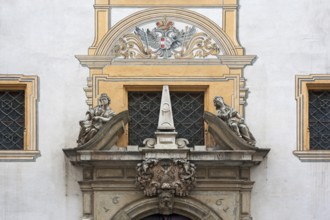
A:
154;85;178;149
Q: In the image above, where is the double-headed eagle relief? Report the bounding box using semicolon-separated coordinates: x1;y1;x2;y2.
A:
112;18;221;59
135;19;197;59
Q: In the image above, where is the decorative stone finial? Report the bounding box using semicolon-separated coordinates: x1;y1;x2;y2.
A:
142;85;189;149
157;85;175;130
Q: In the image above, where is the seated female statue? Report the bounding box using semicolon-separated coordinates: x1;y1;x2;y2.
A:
77;93;115;145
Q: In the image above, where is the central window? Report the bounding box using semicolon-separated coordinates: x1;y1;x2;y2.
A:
128;91;204;146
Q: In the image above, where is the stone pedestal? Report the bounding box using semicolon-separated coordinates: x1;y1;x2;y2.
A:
154;131;178;149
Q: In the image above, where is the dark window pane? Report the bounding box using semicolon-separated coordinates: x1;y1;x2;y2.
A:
0;90;25;150
128;92;161;146
128;91;204;146
171;92;204;145
309;90;330;150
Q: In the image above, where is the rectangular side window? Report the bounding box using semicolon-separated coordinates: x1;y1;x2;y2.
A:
309;90;330;150
0;90;25;150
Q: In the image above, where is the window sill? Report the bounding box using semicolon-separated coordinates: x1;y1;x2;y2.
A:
0;150;40;161
293;150;330;162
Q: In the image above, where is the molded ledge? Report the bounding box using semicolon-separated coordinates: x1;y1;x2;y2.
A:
75;55;256;68
293;150;330;162
0;150;40;161
219;55;256;68
63;149;269;166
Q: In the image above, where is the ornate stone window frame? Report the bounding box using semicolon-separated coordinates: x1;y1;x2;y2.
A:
294;74;330;161
0;74;39;161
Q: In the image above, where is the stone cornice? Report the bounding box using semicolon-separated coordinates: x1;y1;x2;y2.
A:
75;55;256;68
63;148;270;166
75;55;114;69
219;55;256;68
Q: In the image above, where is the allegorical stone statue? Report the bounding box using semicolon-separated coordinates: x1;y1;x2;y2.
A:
77;93;115;146
213;96;256;146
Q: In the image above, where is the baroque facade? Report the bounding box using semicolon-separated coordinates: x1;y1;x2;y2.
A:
1;0;330;220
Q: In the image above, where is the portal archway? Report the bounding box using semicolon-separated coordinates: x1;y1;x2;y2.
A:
112;197;222;220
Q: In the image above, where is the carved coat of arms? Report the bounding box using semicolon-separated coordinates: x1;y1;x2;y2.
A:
136;159;196;214
136;159;196;197
135;18;196;59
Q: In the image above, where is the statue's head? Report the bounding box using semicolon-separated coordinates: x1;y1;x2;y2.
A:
99;93;111;106
213;96;224;107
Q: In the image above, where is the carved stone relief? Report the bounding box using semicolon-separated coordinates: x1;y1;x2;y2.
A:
136;159;196;215
112;17;222;60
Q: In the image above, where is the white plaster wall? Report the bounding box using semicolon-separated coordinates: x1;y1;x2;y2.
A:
240;0;330;220
0;0;93;219
0;0;330;220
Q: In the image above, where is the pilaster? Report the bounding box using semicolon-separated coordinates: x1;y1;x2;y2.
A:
89;1;110;55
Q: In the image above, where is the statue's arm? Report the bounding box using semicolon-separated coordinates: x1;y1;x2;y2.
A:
93;111;116;123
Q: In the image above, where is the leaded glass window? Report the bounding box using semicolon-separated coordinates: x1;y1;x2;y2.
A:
128;91;204;146
0;90;25;150
309;90;330;150
128;92;162;146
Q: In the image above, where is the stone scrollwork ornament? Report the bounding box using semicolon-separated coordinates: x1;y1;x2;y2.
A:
174;32;220;59
112;17;221;59
112;34;157;59
136;159;196;214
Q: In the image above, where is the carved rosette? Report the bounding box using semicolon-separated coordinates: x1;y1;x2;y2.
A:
136;159;196;214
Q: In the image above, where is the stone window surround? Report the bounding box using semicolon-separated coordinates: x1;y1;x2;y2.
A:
0;74;39;161
294;74;330;161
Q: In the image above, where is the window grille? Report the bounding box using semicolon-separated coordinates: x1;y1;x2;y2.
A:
128;91;204;146
0;90;25;150
309;90;330;150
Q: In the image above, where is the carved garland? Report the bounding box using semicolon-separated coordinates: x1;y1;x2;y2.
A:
112;18;221;59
